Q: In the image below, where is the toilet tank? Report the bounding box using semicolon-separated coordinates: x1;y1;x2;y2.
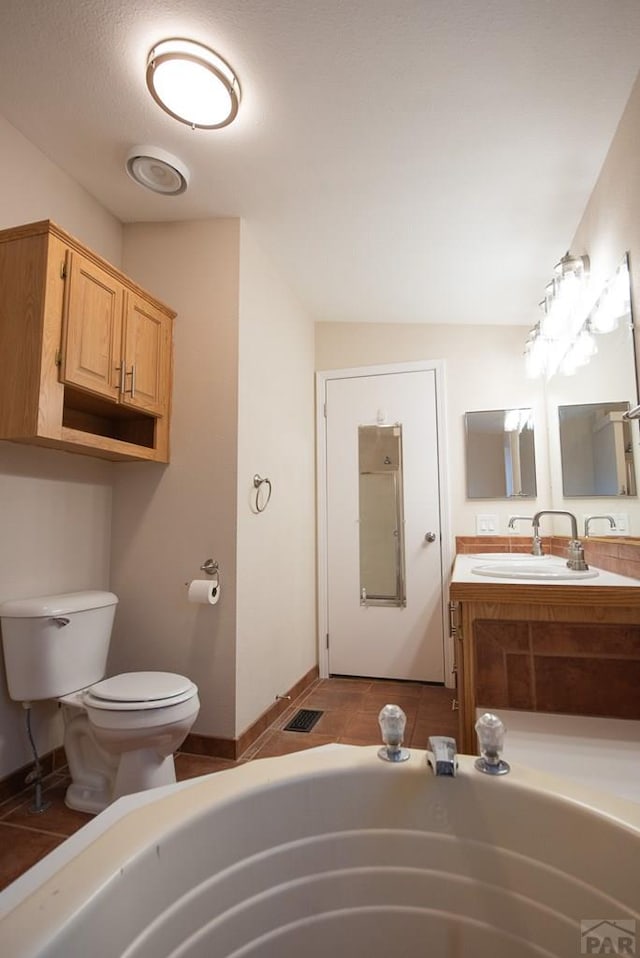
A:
0;591;118;702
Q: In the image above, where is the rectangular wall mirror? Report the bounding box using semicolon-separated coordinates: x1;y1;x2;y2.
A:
464;408;537;499
558;401;637;497
358;423;406;606
545;254;640;520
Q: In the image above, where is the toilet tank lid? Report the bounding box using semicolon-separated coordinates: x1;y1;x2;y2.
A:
0;591;118;618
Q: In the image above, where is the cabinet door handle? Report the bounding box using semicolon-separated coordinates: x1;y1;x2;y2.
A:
448;601;459;637
115;363;124;395
125;364;136;399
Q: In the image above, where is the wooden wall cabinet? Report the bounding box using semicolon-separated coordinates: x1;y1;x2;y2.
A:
0;220;175;462
449;580;640;754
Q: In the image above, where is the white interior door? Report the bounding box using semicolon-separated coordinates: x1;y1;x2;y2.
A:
323;367;445;682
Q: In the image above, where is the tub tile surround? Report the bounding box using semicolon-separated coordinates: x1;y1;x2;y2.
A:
0;677;456;892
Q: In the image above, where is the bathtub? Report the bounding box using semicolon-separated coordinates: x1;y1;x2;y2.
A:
1;744;639;957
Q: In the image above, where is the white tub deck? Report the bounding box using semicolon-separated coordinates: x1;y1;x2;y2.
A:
0;744;639;958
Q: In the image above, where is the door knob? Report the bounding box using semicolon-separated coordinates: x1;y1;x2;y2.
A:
424;532;437;542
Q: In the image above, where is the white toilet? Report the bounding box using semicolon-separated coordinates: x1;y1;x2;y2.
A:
0;590;200;814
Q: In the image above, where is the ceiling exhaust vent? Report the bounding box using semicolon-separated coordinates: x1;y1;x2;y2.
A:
125;145;189;195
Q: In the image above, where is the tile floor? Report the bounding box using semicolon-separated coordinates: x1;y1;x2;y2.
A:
0;677;456;893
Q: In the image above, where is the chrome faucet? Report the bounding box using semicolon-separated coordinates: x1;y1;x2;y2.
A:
584;514;616;537
507;515;543;556
507;515;533;529
427;735;457;776
532;510;588;571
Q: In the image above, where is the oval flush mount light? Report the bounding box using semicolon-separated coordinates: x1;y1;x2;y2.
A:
146;38;241;129
125;145;190;195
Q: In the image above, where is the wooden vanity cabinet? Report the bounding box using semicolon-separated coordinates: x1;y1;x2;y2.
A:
449;580;640;754
0;220;174;462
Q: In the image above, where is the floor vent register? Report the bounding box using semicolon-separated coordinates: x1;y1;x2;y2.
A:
283;709;324;733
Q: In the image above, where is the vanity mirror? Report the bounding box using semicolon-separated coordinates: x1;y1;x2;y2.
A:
546;254;639;521
558;401;637;497
358;423;406;606
464;408;537;500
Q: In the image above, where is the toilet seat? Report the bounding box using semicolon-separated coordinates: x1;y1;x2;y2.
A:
84;671;198;711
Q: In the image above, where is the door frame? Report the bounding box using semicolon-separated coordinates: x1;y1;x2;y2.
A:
316;360;453;686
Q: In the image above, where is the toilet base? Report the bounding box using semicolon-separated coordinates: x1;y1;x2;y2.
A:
61;687;199;814
63;709;182;814
113;748;176;802
65;780;113;815
65;750;178;813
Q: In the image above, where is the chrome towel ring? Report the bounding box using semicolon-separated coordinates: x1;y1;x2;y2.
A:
253;474;272;513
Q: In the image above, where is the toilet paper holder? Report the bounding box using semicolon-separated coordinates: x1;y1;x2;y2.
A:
185;559;220;590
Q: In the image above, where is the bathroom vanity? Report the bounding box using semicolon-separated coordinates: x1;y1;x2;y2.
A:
0;220;175;462
449;553;640;753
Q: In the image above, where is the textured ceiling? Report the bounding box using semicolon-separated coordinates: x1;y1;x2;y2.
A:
0;1;639;325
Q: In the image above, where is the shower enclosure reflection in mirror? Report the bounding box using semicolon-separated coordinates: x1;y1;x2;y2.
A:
464;408;537;500
358;423;406;607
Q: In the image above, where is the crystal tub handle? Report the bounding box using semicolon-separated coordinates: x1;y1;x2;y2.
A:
474;712;510;775
377;704;410;762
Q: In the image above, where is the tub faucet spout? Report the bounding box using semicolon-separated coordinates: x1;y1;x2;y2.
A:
427;736;457;776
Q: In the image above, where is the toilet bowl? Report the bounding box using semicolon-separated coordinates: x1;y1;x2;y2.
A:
60;671;200;813
0;591;200;815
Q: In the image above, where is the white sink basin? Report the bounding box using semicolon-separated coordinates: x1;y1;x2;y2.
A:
472;561;599;581
468;552;551;561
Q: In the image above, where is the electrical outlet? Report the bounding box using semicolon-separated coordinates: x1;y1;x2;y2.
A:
612;513;629;534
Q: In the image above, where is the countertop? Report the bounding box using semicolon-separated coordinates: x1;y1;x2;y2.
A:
450;553;640;605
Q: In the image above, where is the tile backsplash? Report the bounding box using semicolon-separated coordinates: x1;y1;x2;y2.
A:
455;536;640;581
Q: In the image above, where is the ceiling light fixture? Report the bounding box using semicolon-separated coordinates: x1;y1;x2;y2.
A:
125;145;190;195
146;38;241;130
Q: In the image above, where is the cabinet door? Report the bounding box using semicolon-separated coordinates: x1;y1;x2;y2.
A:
60;250;123;400
121;292;172;417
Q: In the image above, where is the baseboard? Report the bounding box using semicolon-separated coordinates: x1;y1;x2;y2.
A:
0;667;321;796
182;665;319;761
0;746;66;806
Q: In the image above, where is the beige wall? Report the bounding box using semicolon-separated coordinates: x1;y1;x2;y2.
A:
0;115;122;264
315;323;550;546
0;117;120;778
572;72;640;316
111;220;241;739
235;224;316;735
111;220;317;741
